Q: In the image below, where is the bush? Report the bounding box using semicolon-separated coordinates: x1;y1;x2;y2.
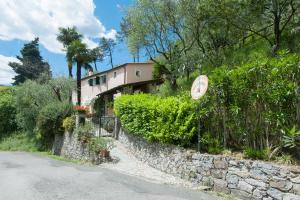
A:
75;122;94;143
200;132;223;154
63;115;76;132
243;148;268;160
0;132;38;152
14;78;75;149
0;87;17;137
90;137;114;153
198;52;300;153
114;94;198;146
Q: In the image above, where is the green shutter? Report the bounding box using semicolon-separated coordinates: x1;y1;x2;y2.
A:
88;79;93;86
95;76;100;85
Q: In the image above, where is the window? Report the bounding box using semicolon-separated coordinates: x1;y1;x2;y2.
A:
100;75;106;84
135;70;141;77
113;71;117;78
95;76;100;85
88;78;94;86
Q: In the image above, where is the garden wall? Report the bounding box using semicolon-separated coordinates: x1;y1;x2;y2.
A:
117;129;300;200
52;132;106;164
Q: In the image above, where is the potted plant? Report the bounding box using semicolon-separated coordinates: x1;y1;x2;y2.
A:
91;137;114;158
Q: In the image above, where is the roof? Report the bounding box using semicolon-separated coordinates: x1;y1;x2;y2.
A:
81;62;153;81
96;79;159;97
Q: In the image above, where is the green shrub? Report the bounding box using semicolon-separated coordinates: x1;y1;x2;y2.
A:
75;122;94;143
115;94;197;146
14;78;74;149
0;132;38;152
90;137;114;153
200;132;223;154
63;115;76;132
243;148;268;160
0;87;17;137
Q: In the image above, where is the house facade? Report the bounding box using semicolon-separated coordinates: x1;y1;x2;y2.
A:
73;62;158;116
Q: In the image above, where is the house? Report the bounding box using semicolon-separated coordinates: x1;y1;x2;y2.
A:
73;62;158;117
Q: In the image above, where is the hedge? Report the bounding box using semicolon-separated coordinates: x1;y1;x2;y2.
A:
114;94;198;146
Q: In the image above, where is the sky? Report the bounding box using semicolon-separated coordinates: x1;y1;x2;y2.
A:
0;0;139;85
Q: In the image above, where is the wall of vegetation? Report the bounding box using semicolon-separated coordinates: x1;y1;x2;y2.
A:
115;53;300;160
114;94;198;146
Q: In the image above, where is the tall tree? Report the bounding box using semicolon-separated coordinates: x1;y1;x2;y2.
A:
215;0;299;54
99;37;116;68
121;0;197;88
67;40;92;105
89;47;103;72
57;27;83;77
9;38;51;85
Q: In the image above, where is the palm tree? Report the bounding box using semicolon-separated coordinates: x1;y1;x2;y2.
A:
67;40;92;105
57;27;82;78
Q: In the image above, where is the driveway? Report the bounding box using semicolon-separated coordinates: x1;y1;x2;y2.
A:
0;152;221;200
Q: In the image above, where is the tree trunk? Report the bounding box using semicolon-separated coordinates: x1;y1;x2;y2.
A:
76;62;82;105
94;61;98;72
273;12;281;54
109;51;113;69
68;62;73;78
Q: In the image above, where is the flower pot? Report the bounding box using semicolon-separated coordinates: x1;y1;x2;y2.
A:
99;149;110;158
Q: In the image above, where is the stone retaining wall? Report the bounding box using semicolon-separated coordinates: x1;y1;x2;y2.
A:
117;129;300;200
52;132;106;164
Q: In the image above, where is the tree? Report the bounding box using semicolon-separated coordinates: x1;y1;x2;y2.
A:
89;47;103;72
121;0;199;88
9;38;52;85
99;37;116;68
57;27;83;77
67;40;92;105
215;0;299;54
15;78;75;148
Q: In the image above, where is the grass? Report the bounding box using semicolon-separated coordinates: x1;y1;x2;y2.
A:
0;132;39;152
38;152;86;164
0;132;88;165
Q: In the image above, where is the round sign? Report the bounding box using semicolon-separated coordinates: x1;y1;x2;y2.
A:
191;75;208;100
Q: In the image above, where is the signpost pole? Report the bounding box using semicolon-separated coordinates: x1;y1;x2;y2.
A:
190;67;208;153
197;66;202;152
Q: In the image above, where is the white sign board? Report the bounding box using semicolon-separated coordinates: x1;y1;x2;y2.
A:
191;75;208;100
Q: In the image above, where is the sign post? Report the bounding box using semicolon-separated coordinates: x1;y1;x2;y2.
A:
191;74;208;152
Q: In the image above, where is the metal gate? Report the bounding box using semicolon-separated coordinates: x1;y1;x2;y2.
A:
91;116;117;137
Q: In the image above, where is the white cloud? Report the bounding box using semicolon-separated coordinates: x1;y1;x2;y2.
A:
0;0;117;54
0;55;18;85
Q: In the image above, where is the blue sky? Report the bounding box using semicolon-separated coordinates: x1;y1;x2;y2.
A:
0;0;141;85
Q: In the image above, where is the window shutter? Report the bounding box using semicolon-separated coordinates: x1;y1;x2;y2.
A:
88;79;93;86
95;76;100;85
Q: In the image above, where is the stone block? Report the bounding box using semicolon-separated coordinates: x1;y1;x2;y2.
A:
226;174;239;185
214;159;228;169
213;179;230;194
267;188;284;200
229;167;250;178
253;188;267;199
291;177;300;184
211;169;226;179
270;179;293;192
245;178;268;189
238;180;254;193
231;189;252;200
282;193;300;200
293;183;300;195
250;169;269;182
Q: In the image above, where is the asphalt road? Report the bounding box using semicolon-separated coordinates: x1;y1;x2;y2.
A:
0;152;221;200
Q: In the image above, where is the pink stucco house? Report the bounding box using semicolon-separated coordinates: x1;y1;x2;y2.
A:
73;62;159;116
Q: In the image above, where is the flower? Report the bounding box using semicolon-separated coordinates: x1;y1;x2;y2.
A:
73;105;89;113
